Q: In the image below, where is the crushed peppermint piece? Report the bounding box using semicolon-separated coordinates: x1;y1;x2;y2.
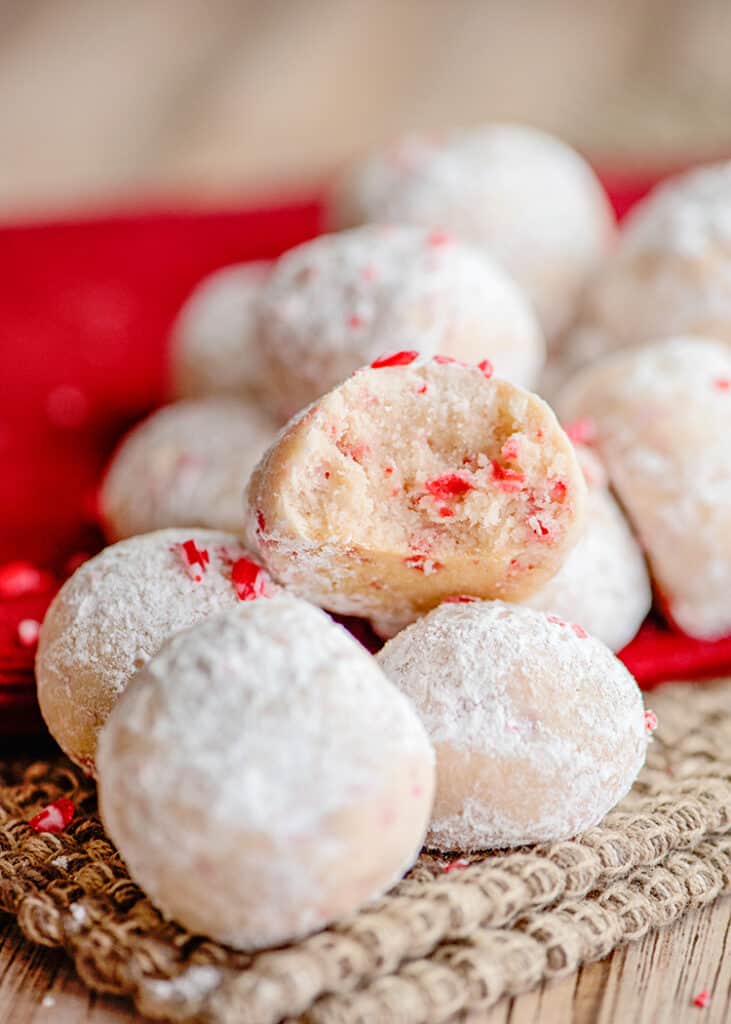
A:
425;473;474;500
501;437;520;460
564;417;597;445
714;377;730;391
444;595;479;604
693;990;711;1009
404;555;443;575
427;230;452;247
370;350;419;369
256;510;266;532
347;313;364;329
644;709;658;734
232;558;266;600
0;561;54;598
438;506;455;518
478;359;494;379
547;614;588;638
29;798;75;834
181;539;210;582
16;618;41;648
442;858;470;873
490;460;526;492
416;383;428;394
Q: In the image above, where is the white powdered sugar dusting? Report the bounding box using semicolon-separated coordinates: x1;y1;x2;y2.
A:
97;597;434;950
377;600;647;851
100;398;277;540
558;337;731;639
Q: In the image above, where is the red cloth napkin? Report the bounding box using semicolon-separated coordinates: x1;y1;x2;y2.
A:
1;175;728;735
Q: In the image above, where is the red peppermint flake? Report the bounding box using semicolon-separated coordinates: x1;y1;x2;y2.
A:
478;359;494;379
547;614;587;638
550;478;568;502
404;555;443;574
29;798;75;834
644;709;658;734
427;230;452;247
714;377;730;392
16;618;41;648
347;313;364;329
0;561;54;599
444;595;479;604
433;354;456;365
572;623;588;639
564;417;597;445
442;858;470;873
530;517;551;538
438;506;455;518
416;383;428;394
256;510;266;532
232;558;267;600
490;460;526;493
181;539;210;582
425;473;474;500
370;350;419;369
693;990;711;1009
501;437;520;461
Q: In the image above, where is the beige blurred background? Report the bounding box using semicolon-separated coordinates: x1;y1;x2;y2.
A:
2;0;731;219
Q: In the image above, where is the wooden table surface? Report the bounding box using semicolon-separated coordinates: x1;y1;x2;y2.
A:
3;2;731;1021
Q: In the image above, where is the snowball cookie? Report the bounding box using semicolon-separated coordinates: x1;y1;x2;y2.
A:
100;398;278;541
97;597;435;950
523;446;651;651
558;337;731;640
246;358;586;637
328;124;615;340
36;528;280;775
565;160;731;373
377;600;648;851
169;261;270;401
256;224;545;418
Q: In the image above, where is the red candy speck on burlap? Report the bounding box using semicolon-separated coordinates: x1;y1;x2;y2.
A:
29;798;76;834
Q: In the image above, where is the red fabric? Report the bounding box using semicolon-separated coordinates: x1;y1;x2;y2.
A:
1;174;729;734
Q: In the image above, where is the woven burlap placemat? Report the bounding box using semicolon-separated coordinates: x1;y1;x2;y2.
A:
2;678;731;1024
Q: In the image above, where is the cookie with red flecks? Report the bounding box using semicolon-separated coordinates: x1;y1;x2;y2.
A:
377;600;648;851
97;596;435;950
246;358;586;636
100;398;278;541
256;224;545;419
36;528;281;775
558;336;731;641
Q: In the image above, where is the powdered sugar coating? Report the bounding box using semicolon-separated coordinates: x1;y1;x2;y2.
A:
523;446;651;650
170;261;270;401
36;528;280;774
558;337;731;639
246;361;586;636
257;225;545;418
564;161;731;373
97;597;435;950
329;124;615;340
100;398;278;541
377;600;647;851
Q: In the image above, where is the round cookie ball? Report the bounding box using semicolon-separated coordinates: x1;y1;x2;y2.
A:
97;597;435;950
36;528;280;775
329;124;615;340
170;261;270;401
100;398;278;541
558;336;731;640
564;160;731;374
246;357;586;637
257;224;545;419
523;445;651;650
377;600;648;851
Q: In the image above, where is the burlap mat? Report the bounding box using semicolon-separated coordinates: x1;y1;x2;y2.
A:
2;678;731;1023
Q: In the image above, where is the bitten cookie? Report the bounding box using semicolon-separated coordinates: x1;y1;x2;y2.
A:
36;529;280;774
97;597;435;950
100;398;278;540
377;600;648;851
558;336;731;640
246;357;586;636
524;445;651;650
170;261;270;401
563;160;731;374
256;224;545;418
329;124;614;339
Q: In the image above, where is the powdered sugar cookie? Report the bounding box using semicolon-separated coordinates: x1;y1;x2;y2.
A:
246;358;586;636
329;124;614;339
564;161;731;373
170;261;270;400
377;600;648;851
558;337;731;640
36;529;280;775
100;398;278;541
97;597;435;950
257;225;545;418
524;445;651;650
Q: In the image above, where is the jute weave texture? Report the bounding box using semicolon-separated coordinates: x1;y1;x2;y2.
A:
2;677;731;1023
